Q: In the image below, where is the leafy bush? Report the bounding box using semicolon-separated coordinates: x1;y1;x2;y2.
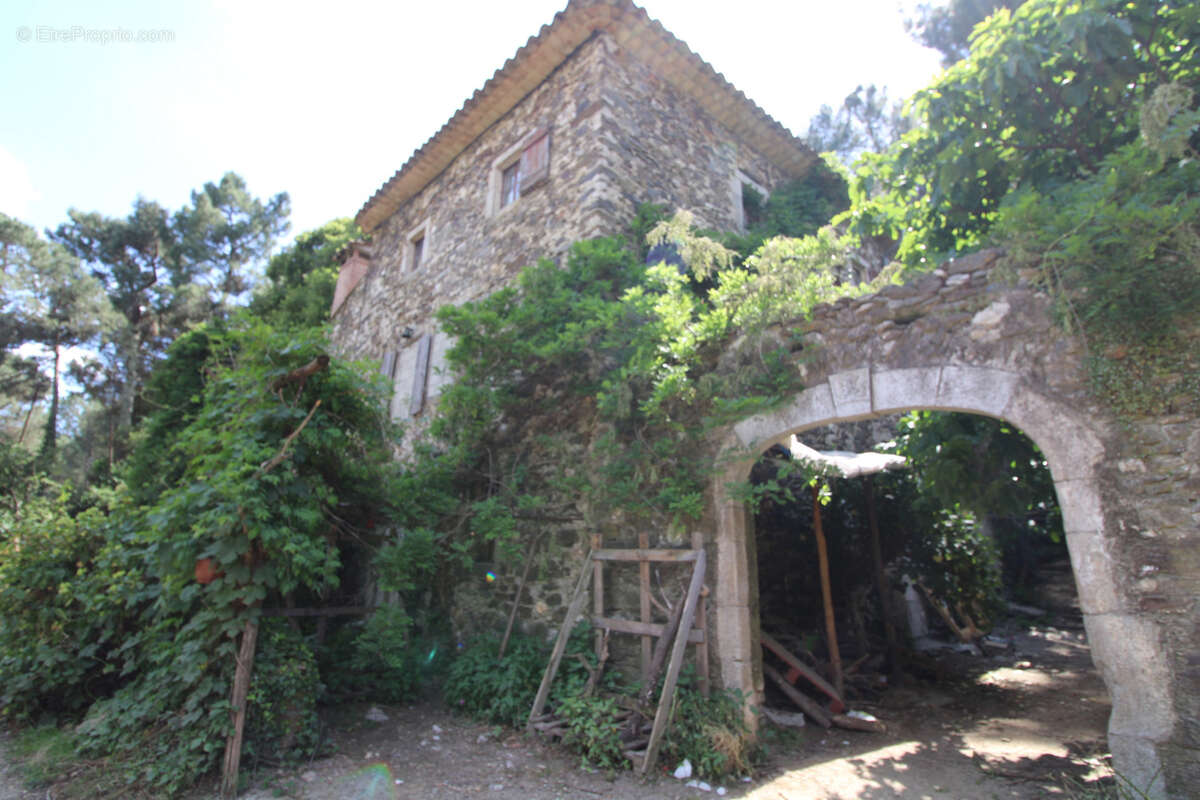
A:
443;633;548;727
245;619;321;766
660;678;751;780
557;693;626;770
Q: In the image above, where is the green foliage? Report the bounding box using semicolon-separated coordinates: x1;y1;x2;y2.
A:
0;491;115;721
251;217;360;329
902;506;1004;624
557;693;626;770
245;620;321;766
346;607;421;703
660;680;751;780
993;138;1200;415
849;0;1200;266
0;317;402;796
443;633;550;727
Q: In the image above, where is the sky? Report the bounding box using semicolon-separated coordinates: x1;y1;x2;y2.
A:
0;0;945;244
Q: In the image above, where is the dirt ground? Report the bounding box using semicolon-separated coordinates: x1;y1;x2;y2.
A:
229;614;1114;799
1;569;1115;800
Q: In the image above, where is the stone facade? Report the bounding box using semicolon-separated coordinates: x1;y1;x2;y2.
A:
331;0;813;421
329;2;1198;796
718;250;1199;798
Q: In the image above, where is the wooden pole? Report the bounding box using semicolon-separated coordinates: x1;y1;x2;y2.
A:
639;532;652;685
865;477;902;684
592;533;604;660
811;482;843;699
499;536;539;659
220;616;260;798
691;531;710;697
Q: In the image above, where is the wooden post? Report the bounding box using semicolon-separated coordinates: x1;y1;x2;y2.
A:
690;531;709;697
865;477;901;683
220;616;260;798
640;550;706;775
592;533;604;660
811;483;843;699
639;532;652;685
528;552;594;727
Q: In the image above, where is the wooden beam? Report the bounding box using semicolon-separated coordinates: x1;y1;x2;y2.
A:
811;483;844;698
760;632;844;712
764;664;832;729
640;550;706;775
527;552;594;728
639;532;652;686
260;606;375;618
691;531;710;698
592;616;704;643
592;548;699;563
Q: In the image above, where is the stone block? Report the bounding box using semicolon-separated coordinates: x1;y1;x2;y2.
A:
828;368;872;420
1106;733;1167;800
1055;478;1106;535
935;365;1018;418
1085;612;1174;742
873;367;941;414
1003;391;1104;482
734;384;836;448
1066;531;1123;614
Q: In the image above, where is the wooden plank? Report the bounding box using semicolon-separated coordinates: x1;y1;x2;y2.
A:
527;552;594;728
639;532;652;686
761;632;844;711
592;534;604;660
640;550;706;775
593;548;699;563
261;606;375;618
592;616;704;643
691;531;710;698
764;664;832;728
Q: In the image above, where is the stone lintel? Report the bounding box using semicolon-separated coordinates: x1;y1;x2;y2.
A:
827;368;872;420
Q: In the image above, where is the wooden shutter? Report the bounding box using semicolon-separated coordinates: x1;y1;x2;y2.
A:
520;129;550;187
409;334;432;416
380;350;398;381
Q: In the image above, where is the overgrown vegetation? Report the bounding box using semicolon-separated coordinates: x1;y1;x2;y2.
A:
2;0;1196;795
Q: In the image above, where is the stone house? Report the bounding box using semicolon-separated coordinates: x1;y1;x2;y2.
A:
329;0;819;418
328;2;1200;795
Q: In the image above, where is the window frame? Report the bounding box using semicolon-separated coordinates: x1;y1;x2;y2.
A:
404;219;431;272
487;127;551;215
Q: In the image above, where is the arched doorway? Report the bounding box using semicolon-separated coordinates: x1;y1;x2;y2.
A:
712;366;1173;797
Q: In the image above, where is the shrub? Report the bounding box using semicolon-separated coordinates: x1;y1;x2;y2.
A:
245;620;321;766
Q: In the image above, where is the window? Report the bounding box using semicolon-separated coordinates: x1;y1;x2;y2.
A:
489;128;550;214
733;169;768;231
411;233;425;271
501;162;521;208
405;219;431;272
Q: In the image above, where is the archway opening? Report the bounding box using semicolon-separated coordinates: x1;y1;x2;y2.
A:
743;411;1116;795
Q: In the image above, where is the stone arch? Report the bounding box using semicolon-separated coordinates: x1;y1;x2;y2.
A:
712;365;1174;798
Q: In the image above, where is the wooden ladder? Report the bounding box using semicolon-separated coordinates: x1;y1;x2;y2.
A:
527;539;707;775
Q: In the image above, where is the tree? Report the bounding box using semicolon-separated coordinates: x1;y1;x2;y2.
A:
848;0;1200;266
806;84;912;167
0;215;114;469
172;172;290;315
906;0;1025;65
51;174;290;463
250;217;360;329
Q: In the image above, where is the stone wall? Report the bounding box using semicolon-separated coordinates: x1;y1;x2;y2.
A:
718;250;1198;798
331;30;791;419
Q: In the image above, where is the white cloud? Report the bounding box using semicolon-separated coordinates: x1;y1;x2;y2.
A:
0;144;40;222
